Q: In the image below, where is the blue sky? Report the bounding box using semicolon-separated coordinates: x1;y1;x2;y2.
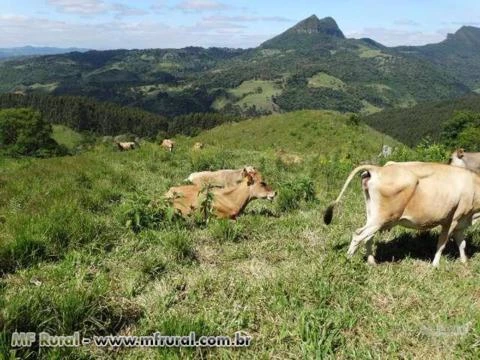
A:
2;0;480;49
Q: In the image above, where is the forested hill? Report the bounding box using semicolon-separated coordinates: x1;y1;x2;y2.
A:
0;93;239;138
0;15;474;118
363;94;480;146
395;26;480;91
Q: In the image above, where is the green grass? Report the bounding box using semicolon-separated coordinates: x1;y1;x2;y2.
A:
357;45;392;59
195;110;399;159
52;125;84;149
308;72;346;90
1;110;479;359
213;80;283;113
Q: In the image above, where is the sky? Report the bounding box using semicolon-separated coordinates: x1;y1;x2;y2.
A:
1;0;480;49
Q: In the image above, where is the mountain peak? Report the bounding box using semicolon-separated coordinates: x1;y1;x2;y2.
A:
445;25;480;47
287;15;345;38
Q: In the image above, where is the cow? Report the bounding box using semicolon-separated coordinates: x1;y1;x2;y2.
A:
324;161;480;267
186;166;256;188
449;148;480;173
165;169;276;219
378;145;393;158
161;139;175;152
193;142;204;150
116;141;138;151
276;149;303;165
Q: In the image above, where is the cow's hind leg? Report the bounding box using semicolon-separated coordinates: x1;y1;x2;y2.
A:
347;224;381;262
365;239;376;265
453;230;467;264
432;224;455;268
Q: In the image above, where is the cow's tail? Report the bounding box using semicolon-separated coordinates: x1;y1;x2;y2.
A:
324;165;375;225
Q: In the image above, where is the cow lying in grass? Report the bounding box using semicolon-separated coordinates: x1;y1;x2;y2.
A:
117;141;138;151
187;166;256;188
166;169;276;219
324;161;480;267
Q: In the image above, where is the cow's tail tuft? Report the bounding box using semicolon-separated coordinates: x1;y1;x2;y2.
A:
323;202;336;225
323;165;375;225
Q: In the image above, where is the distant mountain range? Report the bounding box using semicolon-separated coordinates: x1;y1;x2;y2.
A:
0;15;478;118
0;46;89;60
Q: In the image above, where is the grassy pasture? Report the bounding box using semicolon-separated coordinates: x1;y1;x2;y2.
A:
213;80;282;113
1;111;479;359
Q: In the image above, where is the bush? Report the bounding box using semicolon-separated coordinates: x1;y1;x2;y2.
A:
276;176;316;212
210;219;246;243
121;194;184;233
0;108;67;157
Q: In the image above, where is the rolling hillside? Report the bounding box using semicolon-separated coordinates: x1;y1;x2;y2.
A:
0;16;473;118
363;94;480;146
0;46;89;60
396;26;480;91
2;110;479;359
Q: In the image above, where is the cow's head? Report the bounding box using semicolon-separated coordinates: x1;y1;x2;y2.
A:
243;169;276;201
449;148;466;167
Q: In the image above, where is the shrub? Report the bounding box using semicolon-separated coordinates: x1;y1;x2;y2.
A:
277;176;317;212
210;219;246;243
0;108;66;157
121;194;184;233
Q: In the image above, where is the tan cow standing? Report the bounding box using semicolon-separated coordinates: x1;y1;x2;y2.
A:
187;166;256;188
166;170;276;219
193;142;204;150
324;161;480;267
117;141;138;151
161;139;175;152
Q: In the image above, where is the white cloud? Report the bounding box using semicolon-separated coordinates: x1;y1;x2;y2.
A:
394;19;421;27
174;0;228;13
0;14;272;49
47;0;109;14
346;27;450;46
47;0;147;17
203;15;293;23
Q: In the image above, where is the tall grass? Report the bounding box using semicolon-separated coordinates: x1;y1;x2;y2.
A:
0;111;478;359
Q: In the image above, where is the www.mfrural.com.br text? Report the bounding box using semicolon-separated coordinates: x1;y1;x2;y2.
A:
11;331;252;348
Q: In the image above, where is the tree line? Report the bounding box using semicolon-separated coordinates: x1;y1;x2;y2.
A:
0;93;239;138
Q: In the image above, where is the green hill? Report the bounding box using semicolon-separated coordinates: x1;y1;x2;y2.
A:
0;16;473;118
363;94;480;146
396;26;480;90
2;110;479;359
195;110;399;159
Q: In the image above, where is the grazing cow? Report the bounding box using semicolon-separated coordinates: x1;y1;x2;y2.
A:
378;145;393;158
161;139;175;152
449;148;480;173
276;149;303;165
166;169;276;219
324;161;480;267
193;142;204;150
117;141;138;151
187;166;256;188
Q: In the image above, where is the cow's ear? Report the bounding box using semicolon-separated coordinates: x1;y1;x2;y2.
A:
246;173;254;185
457;148;465;158
242;168;248;177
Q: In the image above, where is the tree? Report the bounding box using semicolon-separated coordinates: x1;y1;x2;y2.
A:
0;108;65;157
